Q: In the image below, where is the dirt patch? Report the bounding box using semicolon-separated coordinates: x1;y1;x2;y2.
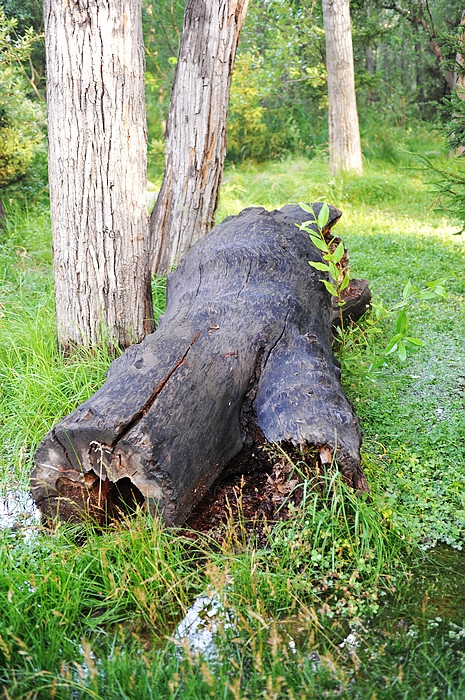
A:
184;448;317;543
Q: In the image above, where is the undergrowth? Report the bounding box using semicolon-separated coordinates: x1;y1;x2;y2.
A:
1;126;465;697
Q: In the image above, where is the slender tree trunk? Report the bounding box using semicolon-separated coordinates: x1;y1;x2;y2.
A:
322;0;363;175
150;0;249;275
364;3;376;77
366;46;376;75
454;10;465;90
45;0;153;352
454;10;465;155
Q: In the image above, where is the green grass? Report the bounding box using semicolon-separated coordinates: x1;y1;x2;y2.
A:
1;124;465;697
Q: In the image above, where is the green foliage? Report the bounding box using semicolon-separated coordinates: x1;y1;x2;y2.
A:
443;89;465;152
264;463;405;617
425;14;465;232
300;202;349;298
142;0;462;168
2;0;45;92
227;0;327;162
0;8;45;187
297;199;445;368
143;0;464;169
0;513;204;696
429;158;465;233
216;127;446;224
361;118;446;165
143;0;186;174
227;0;465;164
226;50;268;161
352;0;463;123
355;279;448;371
148;135;167;176
2;0;43;34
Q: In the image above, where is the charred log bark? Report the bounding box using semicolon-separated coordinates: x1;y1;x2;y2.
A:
31;203;370;526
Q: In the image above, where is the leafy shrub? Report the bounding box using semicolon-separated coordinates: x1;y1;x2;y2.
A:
227;0;328;162
227;50;268;161
0;10;45;187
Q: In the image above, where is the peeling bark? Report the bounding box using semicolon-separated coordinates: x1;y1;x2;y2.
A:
45;0;153;351
31;204;369;526
150;0;249;275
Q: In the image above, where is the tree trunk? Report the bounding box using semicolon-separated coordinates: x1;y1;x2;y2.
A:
31;203;369;527
45;0;153;352
454;10;465;155
366;46;376;75
322;0;363;175
150;0;249;275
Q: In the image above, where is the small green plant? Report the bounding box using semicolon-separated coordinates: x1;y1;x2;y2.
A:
297;201;448;370
299;201;350;302
339;277;449;374
298;201;350;335
363;278;448;371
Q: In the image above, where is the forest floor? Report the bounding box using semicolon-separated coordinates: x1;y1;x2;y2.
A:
1;125;465;698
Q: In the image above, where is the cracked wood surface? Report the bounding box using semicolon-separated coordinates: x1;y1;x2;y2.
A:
31;204;369;526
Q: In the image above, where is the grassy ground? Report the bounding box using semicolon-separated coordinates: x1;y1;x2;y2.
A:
1;125;465;698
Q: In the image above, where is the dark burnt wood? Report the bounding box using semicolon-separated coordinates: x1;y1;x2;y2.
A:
31;203;369;526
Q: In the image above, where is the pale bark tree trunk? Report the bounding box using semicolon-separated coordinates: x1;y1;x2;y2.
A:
45;0;153;352
150;0;249;275
322;0;363;175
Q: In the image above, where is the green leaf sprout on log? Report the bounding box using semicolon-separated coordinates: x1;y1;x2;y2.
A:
298;201;349;338
297;203;449;371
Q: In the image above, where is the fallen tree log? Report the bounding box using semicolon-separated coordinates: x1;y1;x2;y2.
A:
31;203;370;526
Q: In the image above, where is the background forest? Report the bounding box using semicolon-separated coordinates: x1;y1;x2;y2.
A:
1;1;465;698
2;0;465;229
1;0;465;183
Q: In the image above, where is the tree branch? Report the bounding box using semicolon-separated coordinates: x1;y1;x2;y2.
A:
382;1;454;89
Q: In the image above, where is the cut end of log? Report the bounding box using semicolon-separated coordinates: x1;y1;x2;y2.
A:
332;278;372;327
31;466;147;526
